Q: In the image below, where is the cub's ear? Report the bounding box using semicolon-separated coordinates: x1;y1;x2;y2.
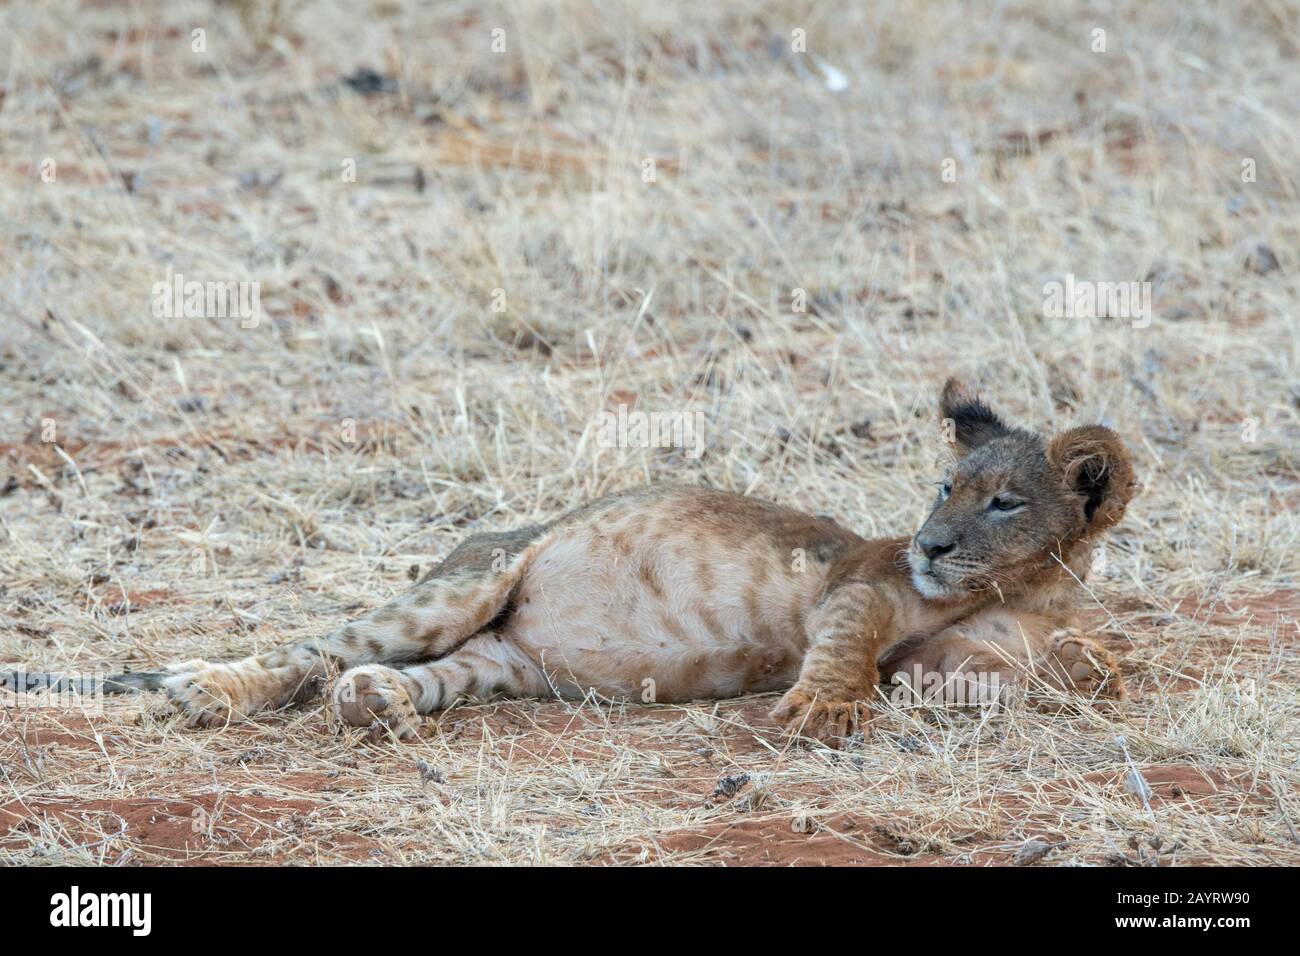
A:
939;378;1010;454
1047;425;1136;533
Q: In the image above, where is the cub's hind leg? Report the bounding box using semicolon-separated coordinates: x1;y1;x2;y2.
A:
879;612;1125;707
165;527;547;727
879;625;1021;707
1033;630;1126;702
335;632;550;739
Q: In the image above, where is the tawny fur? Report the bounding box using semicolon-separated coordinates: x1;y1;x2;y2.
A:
127;380;1136;745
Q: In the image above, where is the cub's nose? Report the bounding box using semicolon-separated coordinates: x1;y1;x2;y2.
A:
917;533;956;561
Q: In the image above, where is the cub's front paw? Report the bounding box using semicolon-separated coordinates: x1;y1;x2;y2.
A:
770;689;868;747
161;660;264;727
334;666;421;742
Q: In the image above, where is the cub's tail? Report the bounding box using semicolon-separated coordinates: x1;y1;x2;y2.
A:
0;670;166;695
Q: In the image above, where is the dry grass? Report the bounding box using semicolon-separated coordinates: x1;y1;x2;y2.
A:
1;0;1298;865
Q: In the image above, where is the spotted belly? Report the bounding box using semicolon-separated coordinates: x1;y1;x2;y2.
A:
501;514;818;702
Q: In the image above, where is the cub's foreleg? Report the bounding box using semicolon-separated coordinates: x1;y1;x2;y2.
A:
334;633;550;739
770;582;894;746
164;550;533;727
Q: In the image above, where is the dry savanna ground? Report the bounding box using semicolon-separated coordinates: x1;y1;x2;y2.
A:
1;0;1298;865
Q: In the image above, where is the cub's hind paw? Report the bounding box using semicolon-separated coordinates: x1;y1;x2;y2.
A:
1039;634;1126;704
161;661;261;727
770;689;868;747
334;666;422;742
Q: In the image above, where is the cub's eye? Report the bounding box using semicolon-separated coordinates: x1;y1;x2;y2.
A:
939;481;953;499
989;495;1023;513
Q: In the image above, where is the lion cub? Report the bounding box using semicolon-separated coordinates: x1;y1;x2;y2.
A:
86;380;1134;744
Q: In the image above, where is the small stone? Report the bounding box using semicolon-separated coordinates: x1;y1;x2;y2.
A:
1014;839;1055;865
1246;243;1279;275
415;759;445;786
712;773;750;798
1125;767;1153;803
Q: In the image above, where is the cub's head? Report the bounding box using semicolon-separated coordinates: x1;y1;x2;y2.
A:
909;379;1136;600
